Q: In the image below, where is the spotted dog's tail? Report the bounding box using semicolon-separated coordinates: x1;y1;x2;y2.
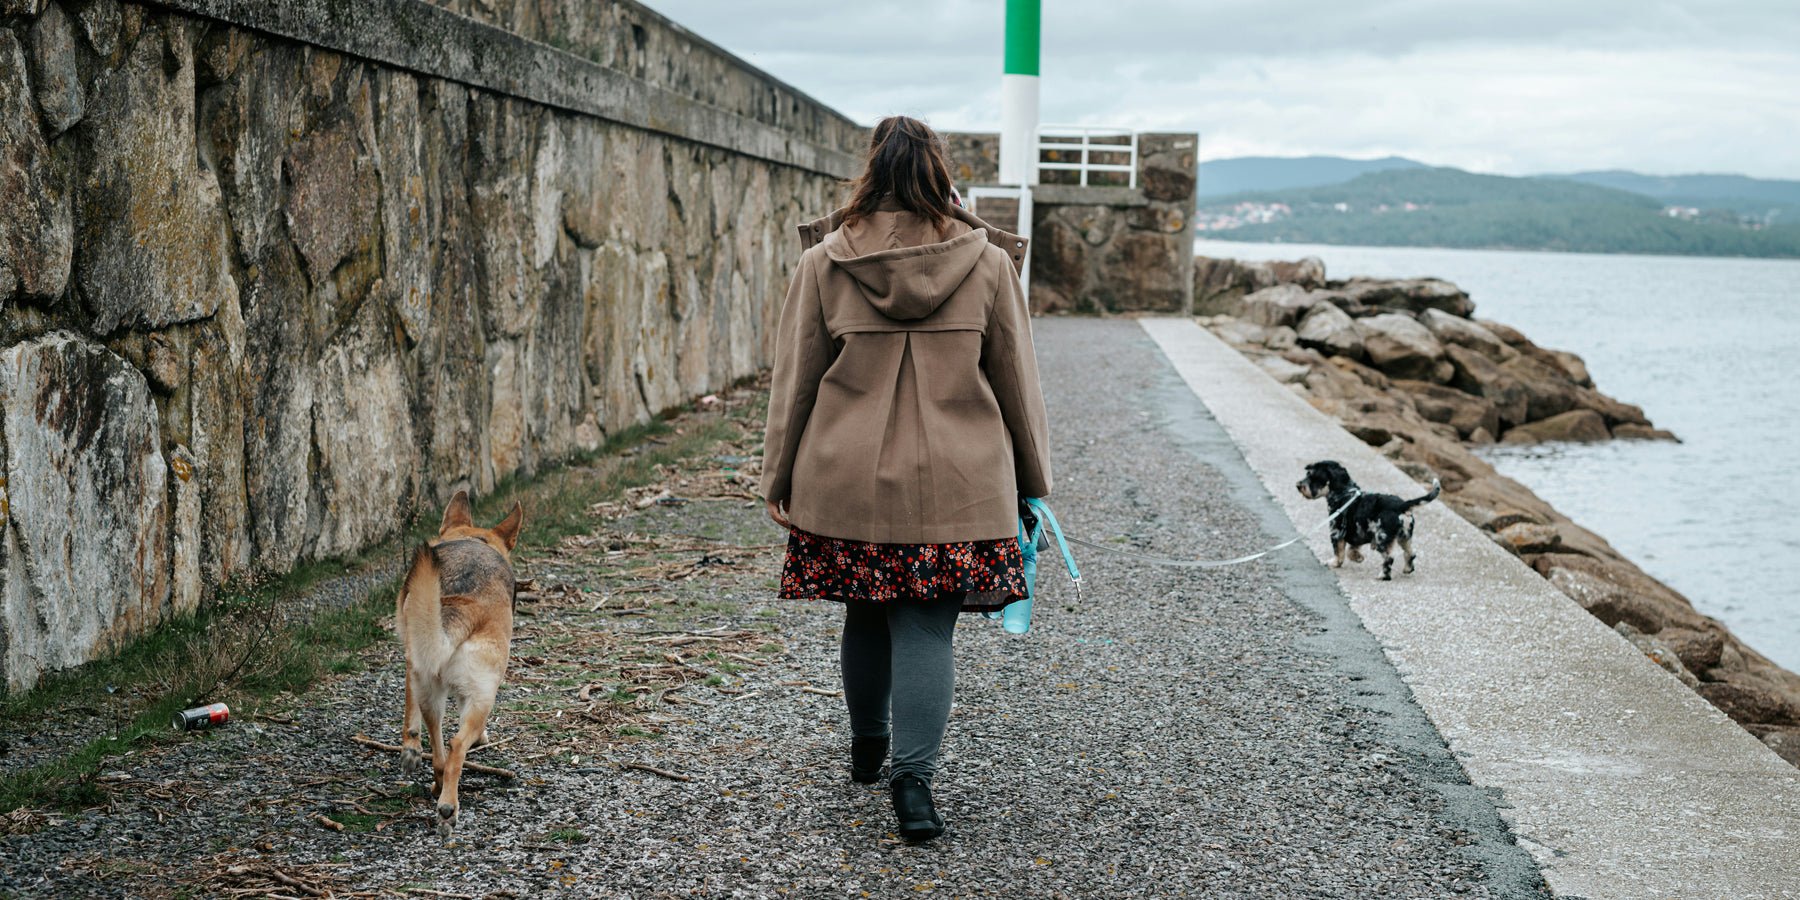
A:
1398;480;1441;511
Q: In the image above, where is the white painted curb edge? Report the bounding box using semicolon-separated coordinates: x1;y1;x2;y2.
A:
1139;317;1800;900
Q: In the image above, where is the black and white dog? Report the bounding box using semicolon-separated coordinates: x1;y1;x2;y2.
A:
1296;461;1440;580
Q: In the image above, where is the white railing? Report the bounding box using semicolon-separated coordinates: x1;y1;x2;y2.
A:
1036;125;1137;188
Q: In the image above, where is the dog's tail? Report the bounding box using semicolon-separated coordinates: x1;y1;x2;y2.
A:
1398;480;1442;512
397;545;449;659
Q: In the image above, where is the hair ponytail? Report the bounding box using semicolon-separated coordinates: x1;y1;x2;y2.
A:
842;116;956;233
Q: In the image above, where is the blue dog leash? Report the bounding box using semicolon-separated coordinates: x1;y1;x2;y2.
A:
986;497;1082;634
1063;488;1363;569
986;490;1362;634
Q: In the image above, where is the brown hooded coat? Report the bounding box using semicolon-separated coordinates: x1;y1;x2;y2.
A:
760;203;1053;544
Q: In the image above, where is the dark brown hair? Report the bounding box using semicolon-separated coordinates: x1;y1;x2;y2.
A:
842;116;956;232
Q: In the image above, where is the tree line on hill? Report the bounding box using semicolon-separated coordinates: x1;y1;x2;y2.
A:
1196;163;1800;258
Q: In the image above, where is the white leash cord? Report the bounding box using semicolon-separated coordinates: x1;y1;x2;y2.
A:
1057;489;1362;570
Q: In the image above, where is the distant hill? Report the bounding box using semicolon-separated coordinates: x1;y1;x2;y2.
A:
1198;167;1800;258
1195;155;1426;199
1544;170;1800;222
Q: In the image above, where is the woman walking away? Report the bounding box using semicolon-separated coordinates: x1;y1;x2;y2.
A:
760;115;1052;842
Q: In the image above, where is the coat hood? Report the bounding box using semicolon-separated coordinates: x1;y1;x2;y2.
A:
820;211;990;320
799;206;1036;315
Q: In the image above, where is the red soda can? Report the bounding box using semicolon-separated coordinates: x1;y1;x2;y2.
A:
172;702;230;731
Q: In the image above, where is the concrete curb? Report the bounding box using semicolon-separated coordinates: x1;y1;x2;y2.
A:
1140;317;1800;899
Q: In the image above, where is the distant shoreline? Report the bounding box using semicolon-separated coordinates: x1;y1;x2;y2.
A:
1195;232;1800;261
1194;236;1800;264
1193;162;1800;260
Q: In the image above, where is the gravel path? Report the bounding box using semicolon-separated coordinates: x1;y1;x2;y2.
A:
0;319;1547;898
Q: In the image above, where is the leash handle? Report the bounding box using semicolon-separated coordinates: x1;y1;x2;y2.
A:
1022;497;1081;589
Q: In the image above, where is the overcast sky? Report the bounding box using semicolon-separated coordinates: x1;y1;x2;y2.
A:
636;1;1800;179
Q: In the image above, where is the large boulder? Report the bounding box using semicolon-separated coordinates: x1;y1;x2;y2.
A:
1543;566;1673;634
22;4;75;123
1658;626;1727;673
1240;284;1320;328
26;2;83;135
1204;316;1275;348
1497;522;1562;554
1697;680;1800;727
1613;623;1702;688
1574;387;1652;428
1444;343;1530;426
1029;218;1089;314
0;334;170;691
309;304;418;557
1498;354;1584;422
1546;349;1594;387
1502;409;1610;444
1255;354;1311;385
285;118;382;295
1759;727;1800;767
1338;278;1474;317
74;17;237;332
1100;230;1188;312
1531;555;1707;630
1614;423;1679;441
1419;309;1506;360
1393;379;1500;439
1294;302;1364;359
1267;256;1325;288
0;31;72;302
1355;313;1449;381
1475;318;1533;347
1193;256;1278;316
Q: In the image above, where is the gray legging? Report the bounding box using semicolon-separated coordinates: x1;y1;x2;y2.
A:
839;594;962;782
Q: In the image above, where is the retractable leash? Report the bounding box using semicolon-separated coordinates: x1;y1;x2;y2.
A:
1065;488;1364;570
987;489;1363;634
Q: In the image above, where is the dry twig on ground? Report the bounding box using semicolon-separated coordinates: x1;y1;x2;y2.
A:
348;735;518;780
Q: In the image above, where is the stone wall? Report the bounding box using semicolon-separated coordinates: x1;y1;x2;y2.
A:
947;131;1198;314
0;0;861;691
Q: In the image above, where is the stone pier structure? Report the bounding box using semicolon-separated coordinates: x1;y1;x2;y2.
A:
946;130;1199;314
0;0;861;690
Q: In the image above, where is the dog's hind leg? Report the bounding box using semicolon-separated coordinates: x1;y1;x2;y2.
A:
437;682;499;838
419;683;448;803
400;668;426;776
1399;533;1417;575
1376;530;1396;580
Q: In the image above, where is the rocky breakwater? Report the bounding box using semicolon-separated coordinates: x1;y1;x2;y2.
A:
1194;255;1800;767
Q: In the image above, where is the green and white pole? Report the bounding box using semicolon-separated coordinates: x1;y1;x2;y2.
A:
999;0;1040;186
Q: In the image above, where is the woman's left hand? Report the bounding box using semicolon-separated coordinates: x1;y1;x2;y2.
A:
765;499;792;529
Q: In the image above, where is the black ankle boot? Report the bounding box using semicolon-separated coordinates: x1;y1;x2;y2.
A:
889;773;945;841
850;734;889;784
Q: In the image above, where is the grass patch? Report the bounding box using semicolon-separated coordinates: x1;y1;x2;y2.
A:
0;392;756;814
0;583;402;814
548;826;588;844
332;811;382;833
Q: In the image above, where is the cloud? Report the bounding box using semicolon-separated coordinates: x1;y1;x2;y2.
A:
639;1;1800;178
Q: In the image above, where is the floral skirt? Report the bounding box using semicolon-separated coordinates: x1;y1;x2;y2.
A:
778;527;1027;613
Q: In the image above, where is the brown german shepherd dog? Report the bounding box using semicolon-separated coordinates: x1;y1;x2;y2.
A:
397;491;523;837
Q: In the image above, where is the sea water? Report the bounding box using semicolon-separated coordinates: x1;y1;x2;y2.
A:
1195;238;1800;671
